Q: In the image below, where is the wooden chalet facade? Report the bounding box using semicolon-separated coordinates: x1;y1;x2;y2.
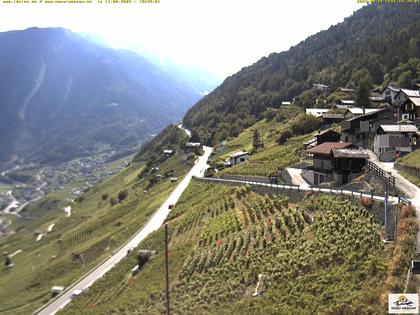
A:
340;108;394;149
400;97;420;126
302;142;368;185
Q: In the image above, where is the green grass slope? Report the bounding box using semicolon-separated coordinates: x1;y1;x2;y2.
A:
0;148;194;314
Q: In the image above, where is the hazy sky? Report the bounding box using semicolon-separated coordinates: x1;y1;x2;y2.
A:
0;0;364;78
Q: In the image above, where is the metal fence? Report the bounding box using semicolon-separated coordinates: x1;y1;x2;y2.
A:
366;160;396;188
196;176;412;206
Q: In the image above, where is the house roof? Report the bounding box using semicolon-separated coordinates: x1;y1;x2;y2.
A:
340;100;354;104
379;125;418;133
400;89;420;98
163;149;174;154
338;87;355;93
305;142;353;155
228;151;249;158
346;108;379;115
346;108;386;122
370;96;385;102
381;85;400;93
408;97;420;107
322;113;345;119
316;129;340;137
332;148;369;159
305;108;329;117
282;101;291;105
185;142;201;147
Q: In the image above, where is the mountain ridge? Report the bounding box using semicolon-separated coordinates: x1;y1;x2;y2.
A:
0;27;209;165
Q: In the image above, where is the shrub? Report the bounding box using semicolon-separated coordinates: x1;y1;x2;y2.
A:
101;193;109;201
118;190;128;202
400;205;416;219
276;130;292;144
360;197;372;208
289;114;322;135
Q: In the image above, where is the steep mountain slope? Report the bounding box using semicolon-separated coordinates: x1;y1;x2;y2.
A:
0;27;203;164
183;4;420;143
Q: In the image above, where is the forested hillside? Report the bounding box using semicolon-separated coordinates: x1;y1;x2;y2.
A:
183;4;420;143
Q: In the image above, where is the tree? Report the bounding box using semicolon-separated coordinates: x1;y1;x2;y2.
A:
4;254;12;268
356;80;371;108
118;190;128;202
397;70;414;88
253;129;262;150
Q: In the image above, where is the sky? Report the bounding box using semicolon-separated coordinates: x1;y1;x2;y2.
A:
0;0;364;78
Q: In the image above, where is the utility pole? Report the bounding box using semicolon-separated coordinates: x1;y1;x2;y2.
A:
165;224;170;315
384;178;388;240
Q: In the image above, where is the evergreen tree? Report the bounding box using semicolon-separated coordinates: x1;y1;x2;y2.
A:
253;129;262;150
356;80;371;108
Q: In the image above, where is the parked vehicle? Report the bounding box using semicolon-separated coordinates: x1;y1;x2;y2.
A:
71;289;84;299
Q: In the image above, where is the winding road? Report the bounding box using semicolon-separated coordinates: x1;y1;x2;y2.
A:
35;146;212;315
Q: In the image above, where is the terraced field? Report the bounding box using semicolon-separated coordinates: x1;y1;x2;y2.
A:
61;181;399;314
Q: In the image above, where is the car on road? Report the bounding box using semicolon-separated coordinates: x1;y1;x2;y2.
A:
71;289;84;299
168;204;175;209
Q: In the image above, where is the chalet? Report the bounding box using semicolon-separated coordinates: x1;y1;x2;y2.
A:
341;108;394;148
381;86;400;105
305;108;329;118
400;97;420;125
313;83;329;91
336;100;354;108
302;142;368;185
163;149;174;157
374;124;418;161
394;88;420;107
228;151;249;166
184;142;201;153
338;87;355;93
322;112;345;124
303;129;341;149
369;91;386;104
344;108;380;119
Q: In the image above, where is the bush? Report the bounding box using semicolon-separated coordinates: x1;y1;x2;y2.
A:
101;193;109;201
276;130;292;144
360;197;372;208
118;190;128;202
400;205;416;219
290;114;322;136
264;109;276;121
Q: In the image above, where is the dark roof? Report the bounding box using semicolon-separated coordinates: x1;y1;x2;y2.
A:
228;151;249;158
380;85;400;93
346;108;387;122
316;129;340;137
305;142;353;155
